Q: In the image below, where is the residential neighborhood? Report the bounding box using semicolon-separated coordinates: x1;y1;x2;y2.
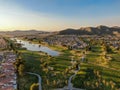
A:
44;35;88;50
0;38;7;49
0;51;17;90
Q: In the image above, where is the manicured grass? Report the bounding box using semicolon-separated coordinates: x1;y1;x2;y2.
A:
17;39;120;90
72;44;120;89
86;46;102;63
18;50;43;90
73;63;120;89
18;48;73;90
109;52;120;69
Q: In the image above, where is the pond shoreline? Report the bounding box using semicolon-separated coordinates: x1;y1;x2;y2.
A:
11;38;60;56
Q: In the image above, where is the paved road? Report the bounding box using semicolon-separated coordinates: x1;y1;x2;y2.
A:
68;66;80;90
26;72;42;90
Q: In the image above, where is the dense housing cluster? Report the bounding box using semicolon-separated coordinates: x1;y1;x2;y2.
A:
44;35;87;49
0;38;7;49
0;52;17;90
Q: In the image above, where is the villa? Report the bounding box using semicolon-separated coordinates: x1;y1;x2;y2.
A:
0;52;17;90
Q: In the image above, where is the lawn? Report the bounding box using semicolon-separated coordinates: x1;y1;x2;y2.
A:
15;38;120;90
17;48;73;90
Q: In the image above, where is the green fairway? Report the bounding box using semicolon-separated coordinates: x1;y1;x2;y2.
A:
17;48;73;90
13;37;120;90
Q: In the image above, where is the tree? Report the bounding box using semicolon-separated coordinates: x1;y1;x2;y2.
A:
18;64;25;76
30;83;39;90
13;57;25;76
53;80;56;86
46;79;50;85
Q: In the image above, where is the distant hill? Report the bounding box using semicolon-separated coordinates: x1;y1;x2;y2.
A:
0;30;49;37
59;25;120;35
12;30;48;34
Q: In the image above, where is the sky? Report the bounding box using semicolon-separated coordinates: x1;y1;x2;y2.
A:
0;0;120;31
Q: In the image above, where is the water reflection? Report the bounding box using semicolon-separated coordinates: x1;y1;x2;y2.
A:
11;38;59;56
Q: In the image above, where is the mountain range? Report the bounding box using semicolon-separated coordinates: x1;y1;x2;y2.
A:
0;25;120;36
58;25;120;35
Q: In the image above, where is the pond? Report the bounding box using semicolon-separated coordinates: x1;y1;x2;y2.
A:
11;38;59;56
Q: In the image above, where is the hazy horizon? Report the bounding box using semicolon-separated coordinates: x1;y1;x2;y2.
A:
0;0;120;31
0;25;120;32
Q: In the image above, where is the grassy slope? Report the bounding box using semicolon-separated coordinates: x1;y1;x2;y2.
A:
18;50;43;90
18;48;73;90
17;38;120;89
74;45;120;89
